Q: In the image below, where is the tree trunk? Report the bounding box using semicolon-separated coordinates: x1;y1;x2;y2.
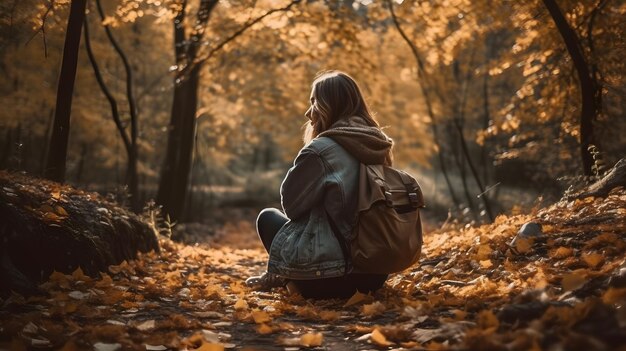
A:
44;0;87;182
157;0;217;222
40;109;54;175
542;0;599;176
157;66;200;222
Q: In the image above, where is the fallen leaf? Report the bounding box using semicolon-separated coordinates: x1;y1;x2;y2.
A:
251;310;271;324
93;343;121;351
319;310;341;321
476;244;492;260
56;205;68;216
515;238;533;254
479;259;493;269
582;253;604;269
68;291;89;300
551;246;573;259
370;328;393;347
344;291;371;307
361;301;386;316
300;333;323;347
255;323;273;334
233;299;248;311
71;267;89;282
135;320;155;331
602;287;626;304
194;342;224;351
562;271;587;292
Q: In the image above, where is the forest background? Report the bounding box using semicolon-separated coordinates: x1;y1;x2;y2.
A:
1;0;624;227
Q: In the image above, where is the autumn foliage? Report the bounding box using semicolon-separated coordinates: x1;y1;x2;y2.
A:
1;187;625;350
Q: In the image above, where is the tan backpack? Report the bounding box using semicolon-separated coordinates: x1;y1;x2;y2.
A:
331;164;425;274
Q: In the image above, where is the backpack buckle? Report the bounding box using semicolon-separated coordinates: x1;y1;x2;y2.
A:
384;190;394;207
408;192;420;207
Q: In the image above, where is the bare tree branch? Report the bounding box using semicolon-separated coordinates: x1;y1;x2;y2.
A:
25;0;56;57
177;0;300;80
83;14;131;155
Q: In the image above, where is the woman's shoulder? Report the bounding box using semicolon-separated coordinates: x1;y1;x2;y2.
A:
305;136;342;154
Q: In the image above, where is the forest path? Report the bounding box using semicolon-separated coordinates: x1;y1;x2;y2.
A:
2;191;626;350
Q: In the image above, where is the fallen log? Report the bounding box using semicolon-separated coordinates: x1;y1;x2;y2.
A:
0;171;159;296
570;158;626;200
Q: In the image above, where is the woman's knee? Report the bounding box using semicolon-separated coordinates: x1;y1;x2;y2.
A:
257;208;284;227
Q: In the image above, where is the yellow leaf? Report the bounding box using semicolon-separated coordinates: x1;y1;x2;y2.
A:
551;247;573;259
51;190;62;200
71;267;89;282
295;306;318;319
602;288;626;304
300;333;323;347
234;299;248;311
256;323;273;334
479;259;493;269
515;238;533;254
194;342;224;351
319;310;340;321
582;253;604;269
476;244;492;260
361;301;386;316
370;328;393;347
344;291;371;307
251;310;271;324
562;271;587;291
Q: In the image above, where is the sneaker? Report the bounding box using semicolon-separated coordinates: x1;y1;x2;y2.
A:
245;272;287;291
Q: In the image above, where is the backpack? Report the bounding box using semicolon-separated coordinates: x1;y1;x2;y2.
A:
331;163;425;274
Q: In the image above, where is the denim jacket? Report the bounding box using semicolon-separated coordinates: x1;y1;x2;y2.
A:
267;137;359;279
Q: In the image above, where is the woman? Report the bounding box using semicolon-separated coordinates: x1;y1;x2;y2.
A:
246;71;393;299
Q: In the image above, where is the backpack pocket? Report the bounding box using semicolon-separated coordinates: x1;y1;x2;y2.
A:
351;202;423;274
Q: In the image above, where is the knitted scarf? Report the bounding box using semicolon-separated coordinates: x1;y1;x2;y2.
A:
318;116;394;166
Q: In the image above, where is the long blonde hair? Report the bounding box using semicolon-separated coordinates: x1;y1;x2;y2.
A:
303;71;380;144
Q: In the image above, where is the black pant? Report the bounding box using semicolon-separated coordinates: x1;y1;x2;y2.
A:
256;208;387;299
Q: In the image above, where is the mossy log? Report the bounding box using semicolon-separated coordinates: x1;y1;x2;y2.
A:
0;171;159;296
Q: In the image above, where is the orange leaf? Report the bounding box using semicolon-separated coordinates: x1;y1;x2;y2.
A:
361;301;386;317
551;247;573;259
582;253;604;269
515;238;533;254
194;342;224;351
251;310;271;324
300;333;323;347
562;271;587;291
71;267;89;282
233;299;248;311
479;259;493;269
319;310;340;321
370;328;393;347
344;291;371;307
255;323;273;334
603;288;626;304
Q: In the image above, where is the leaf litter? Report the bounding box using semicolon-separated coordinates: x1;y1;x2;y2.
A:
1;189;626;349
